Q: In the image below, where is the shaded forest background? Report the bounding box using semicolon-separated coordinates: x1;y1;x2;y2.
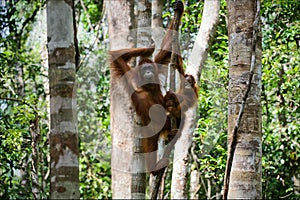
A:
0;0;299;199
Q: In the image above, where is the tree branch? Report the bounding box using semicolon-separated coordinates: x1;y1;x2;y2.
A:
0;97;38;114
171;0;220;198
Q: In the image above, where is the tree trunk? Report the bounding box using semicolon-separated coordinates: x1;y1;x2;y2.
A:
132;0;152;199
150;1;167;198
151;0;164;67
136;0;151;48
294;174;300;195
189;164;200;199
106;0;136;198
151;0;162;29
47;0;79;198
225;0;262;198
30;117;40;199
171;1;220;198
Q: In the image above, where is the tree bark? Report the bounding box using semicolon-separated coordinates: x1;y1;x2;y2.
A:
294;174;300;195
151;0;164;70
151;0;162;29
150;2;167;198
106;0;136;198
189;164;200;199
30;116;40;199
132;0;152;199
224;0;262;198
135;0;151;48
47;0;79;198
170;1;220;198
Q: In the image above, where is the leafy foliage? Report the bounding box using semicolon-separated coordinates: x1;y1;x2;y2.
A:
75;1;111;198
1;0;299;199
0;1;49;198
261;0;300;198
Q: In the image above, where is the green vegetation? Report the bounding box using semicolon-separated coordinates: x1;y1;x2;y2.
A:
0;0;299;198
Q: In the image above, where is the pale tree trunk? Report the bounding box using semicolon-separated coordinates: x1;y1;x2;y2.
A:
151;0;164;59
150;2;167;199
47;0;79;198
132;0;152;199
30;116;40;199
40;9;50;193
189;163;200;199
106;0;137;198
151;0;165;172
294;174;300;195
170;1;220;198
136;0;151;48
224;0;262;198
151;0;162;28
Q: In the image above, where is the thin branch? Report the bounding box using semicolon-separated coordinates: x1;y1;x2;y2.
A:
76;1;106;71
200;174;208;196
279;192;293;199
77;19;102;70
163;191;170;199
20;7;39;33
151;129;182;199
223;1;261;199
190;142;202;197
79;0;95;32
150;167;168;200
17;2;44;48
159;167;168;199
0;97;38;114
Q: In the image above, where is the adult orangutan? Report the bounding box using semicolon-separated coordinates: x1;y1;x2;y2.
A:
109;0;198;173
